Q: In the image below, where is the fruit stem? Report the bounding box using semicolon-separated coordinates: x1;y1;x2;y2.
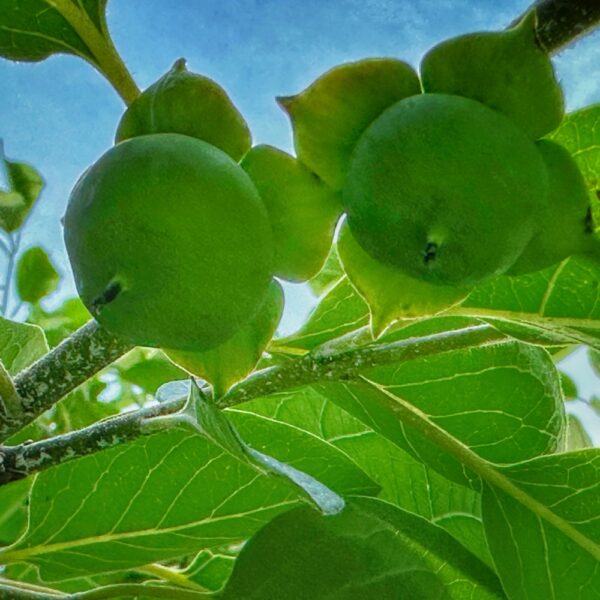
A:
48;0;140;105
0;320;133;442
518;0;600;53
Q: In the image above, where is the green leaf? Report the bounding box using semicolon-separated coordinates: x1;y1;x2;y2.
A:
0;0;105;64
162;381;377;508
117;349;186;395
223;498;504;599
319;341;565;487
115;59;252;161
15;246;59;304
0;154;44;233
308;244;344;296
240;385;492;566
182;549;236;593
549;103;600;228
0;316;48;374
458;257;600;348
27;297;90;347
274;277;369;352
280;58;420;189
241;145;342;281
421;11;563;139
565;414;593;450
166;281;284;396
560;371;578;400
0;393;375;581
0;479;32;547
338;221;470;335
0;426;302;581
482;450;600;599
53;385;118;433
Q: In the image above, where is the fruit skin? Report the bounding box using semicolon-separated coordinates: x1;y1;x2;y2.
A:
64;133;273;351
507;140;594;276
115;59;252;161
343;93;549;287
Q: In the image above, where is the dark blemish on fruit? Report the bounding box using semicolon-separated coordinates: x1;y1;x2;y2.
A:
423;242;438;265
91;281;122;314
584;206;595;234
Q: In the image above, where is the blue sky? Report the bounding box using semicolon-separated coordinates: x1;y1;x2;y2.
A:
1;0;600;439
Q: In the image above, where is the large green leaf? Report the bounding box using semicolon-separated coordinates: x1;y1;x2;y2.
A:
549;103;600;227
237;385;491;566
458;257;600;348
0;316;48;374
308;244;345;297
16;246;59;304
0;479;32;547
0;405;375;581
482;450;600;599
223;498;504;599
0;426;299;581
319;341;564;487
0;0;106;64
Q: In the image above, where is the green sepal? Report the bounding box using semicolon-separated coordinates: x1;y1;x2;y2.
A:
338;221;470;337
421;11;563;139
508;140;593;275
241;145;342;282
16;246;60;304
279;58;420;190
165;280;284;397
0;150;44;233
115;59;252;161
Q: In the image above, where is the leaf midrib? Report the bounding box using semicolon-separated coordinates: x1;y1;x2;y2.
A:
361;377;600;562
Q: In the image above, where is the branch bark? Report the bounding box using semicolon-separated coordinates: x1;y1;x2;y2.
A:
0;321;132;442
528;0;600;53
0;324;508;485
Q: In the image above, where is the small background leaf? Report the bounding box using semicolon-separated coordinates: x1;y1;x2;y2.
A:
16;246;59;304
0;316;48;374
0;153;44;232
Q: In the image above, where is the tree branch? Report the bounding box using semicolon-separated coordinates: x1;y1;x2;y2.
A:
0;321;132;442
0;324;508;485
527;0;600;52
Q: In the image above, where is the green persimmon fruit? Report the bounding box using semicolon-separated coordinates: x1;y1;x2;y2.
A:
64;133;273;351
507;140;594;276
343;93;548;287
115;59;252;161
